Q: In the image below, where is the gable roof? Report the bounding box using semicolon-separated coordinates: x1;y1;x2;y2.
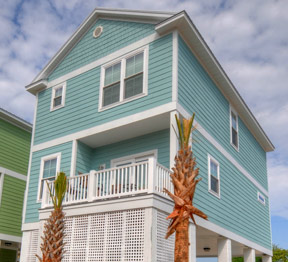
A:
25;8;274;152
0;108;32;132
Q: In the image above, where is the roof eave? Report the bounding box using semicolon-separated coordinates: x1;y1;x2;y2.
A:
26;79;48;95
156;12;274;152
0;109;32;132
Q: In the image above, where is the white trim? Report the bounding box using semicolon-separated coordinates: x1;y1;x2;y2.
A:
31;102;176;152
172;30;178;102
0;173;4;205
0;233;22;243
257;191;266;206
50;82;66;111
37;153;61;202
22;93;38;224
0;166;27;181
208;154;221;199
230;105;239;151
110;149;157;167
169;111;178;169
177;103;269;197
98;46;149;111
70;140;78;177
21;222;40;232
44;33;160;91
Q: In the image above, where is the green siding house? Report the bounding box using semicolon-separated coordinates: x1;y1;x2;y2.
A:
20;8;274;262
0;108;32;261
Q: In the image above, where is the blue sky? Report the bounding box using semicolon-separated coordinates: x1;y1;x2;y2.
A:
0;0;287;249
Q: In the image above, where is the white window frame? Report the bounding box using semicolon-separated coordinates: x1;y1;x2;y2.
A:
50;82;66;111
0;173;4;206
208;154;220;198
37;153;61;202
99;46;149;111
257;191;266;205
230;105;239;151
111;150;157;167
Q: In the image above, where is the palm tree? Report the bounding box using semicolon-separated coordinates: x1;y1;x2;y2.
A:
164;114;208;262
36;172;67;262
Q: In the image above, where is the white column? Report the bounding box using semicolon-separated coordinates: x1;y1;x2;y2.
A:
244;248;255;262
170;111;179;169
189;223;197;262
218;238;232;262
262;255;272;262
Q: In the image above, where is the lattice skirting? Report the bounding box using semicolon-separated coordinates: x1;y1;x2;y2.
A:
21;208;175;262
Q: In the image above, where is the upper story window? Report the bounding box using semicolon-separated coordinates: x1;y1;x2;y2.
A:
38;153;61;201
51;83;66;111
230;106;239;150
208;155;220;198
99;47;148;111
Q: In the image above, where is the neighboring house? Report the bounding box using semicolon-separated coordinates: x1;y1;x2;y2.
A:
0;108;32;262
20;8;274;262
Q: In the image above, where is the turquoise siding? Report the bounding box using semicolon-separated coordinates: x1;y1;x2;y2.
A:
178;35;268;190
91;129;170;170
49;19;155;81
76;141;93;175
25;142;72;223
192;130;271;250
34;33;172;145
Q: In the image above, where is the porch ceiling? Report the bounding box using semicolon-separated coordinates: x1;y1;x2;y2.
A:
79;111;170;148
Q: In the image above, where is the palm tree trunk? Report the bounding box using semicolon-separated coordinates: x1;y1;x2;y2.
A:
174;218;189;262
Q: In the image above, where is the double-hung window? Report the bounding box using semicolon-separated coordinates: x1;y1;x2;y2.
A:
208;155;220;198
230;107;239;150
100;47;148;110
51;83;66;111
38;153;61;201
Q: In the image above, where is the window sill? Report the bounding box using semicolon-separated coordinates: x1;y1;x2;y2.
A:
208;189;220;199
230;142;239;152
98;92;147;112
50;104;65;112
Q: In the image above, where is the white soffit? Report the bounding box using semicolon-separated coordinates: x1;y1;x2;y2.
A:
155;11;274;152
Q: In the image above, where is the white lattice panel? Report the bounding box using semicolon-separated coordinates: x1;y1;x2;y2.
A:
21;230;39;262
156;210;174;262
63;209;145;262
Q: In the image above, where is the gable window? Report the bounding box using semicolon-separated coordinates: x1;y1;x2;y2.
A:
230;106;239;150
208;155;220;198
51;83;66;111
99;47;148;110
38;153;61;201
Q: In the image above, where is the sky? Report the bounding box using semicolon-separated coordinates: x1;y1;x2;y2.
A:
0;0;287;250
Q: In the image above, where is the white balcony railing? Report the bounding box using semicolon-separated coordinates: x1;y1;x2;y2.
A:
42;158;173;208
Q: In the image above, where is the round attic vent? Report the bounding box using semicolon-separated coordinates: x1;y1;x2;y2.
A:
93;26;103;38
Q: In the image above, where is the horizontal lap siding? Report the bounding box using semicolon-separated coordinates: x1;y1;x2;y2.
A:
0;175;25;236
91;129;170;170
76;141;93;175
178;35;268;190
34;33;172;144
0;119;31;175
25;142;72;223
192;130;271;250
48;19;155;81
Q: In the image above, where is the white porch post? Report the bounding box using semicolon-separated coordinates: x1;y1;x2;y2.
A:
148;157;156;194
262;255;272;262
244;248;255;262
218;237;232;262
170;111;179;169
189;223;196;262
88;170;96;202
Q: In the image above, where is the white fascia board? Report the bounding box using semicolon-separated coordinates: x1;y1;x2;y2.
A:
21;222;40;232
155;11;274;152
0;108;32;132
0;166;27;181
30;8;174;85
25;79;48;95
0;233;22;243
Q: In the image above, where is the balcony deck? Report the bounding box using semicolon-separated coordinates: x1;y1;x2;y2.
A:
42;158;173;208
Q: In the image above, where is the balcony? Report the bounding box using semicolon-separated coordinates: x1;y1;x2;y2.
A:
41;158;173;208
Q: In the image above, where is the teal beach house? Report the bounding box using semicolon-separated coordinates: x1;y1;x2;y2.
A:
0;108;32;262
20;8;274;262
